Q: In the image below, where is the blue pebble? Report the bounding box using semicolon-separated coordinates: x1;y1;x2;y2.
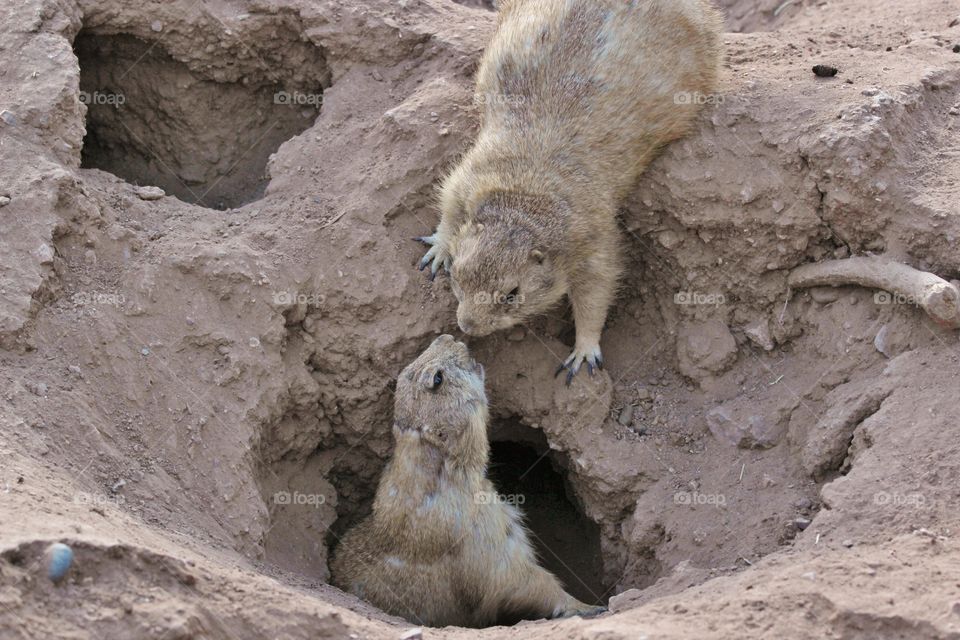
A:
45;543;74;582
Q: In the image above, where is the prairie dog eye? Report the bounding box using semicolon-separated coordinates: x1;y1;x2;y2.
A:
507;287;520;299
432;370;444;389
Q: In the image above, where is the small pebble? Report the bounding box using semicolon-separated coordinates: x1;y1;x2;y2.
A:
812;64;839;78
636;387;652;401
618;405;635;426
140;347;151;356
44;543;74;582
0;196;10;207
794;517;812;531
0;110;16;125
842;539;855;548
400;629;423;640
953;44;960;53
150;20;163;32
136;186;165;201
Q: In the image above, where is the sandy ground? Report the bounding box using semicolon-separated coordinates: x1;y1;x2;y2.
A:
1;0;960;638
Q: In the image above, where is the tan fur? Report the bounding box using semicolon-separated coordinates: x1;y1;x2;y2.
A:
330;335;602;627
419;0;723;377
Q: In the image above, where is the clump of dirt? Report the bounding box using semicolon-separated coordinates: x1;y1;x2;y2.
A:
2;0;960;638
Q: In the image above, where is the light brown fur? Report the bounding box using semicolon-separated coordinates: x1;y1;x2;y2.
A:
418;0;723;379
330;335;602;627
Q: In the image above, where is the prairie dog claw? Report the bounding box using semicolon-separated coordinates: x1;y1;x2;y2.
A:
416;233;452;279
555;345;603;385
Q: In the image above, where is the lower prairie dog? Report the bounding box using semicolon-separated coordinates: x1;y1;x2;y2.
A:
330;335;604;627
418;0;723;381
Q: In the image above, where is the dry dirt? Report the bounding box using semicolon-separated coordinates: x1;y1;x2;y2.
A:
1;0;960;638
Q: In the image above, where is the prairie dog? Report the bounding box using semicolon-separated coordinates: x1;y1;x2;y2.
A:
418;0;723;380
330;335;604;627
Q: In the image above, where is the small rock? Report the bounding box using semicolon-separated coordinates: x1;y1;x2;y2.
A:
27;381;49;396
140;347;151;356
111;478;127;493
676;319;738;381
794;517;812;531
861;87;880;97
0;110;17;125
636;387;653;402
44;543;74;582
744;319;775;351
809;287;840;304
802;571;817;581
873;320;913;358
35;243;55;264
248;337;261;348
371;69;384;82
842;539;855;548
618;405;635;426
0;196;10;207
795;497;813;510
954;44;960;53
657;230;683;249
136;186;165;201
812;64;839;77
68;365;82;377
706;405;784;449
217;345;230;356
400;629;423;640
150;20;163;32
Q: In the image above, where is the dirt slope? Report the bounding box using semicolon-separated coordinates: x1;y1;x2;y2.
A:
1;0;960;638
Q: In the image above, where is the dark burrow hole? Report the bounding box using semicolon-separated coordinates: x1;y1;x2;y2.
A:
486;423;609;607
74;31;328;210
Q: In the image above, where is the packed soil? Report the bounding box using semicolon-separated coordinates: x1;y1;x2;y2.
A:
1;0;959;638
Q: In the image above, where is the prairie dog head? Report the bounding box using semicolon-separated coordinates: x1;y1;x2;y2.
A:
450;198;568;337
393;335;488;457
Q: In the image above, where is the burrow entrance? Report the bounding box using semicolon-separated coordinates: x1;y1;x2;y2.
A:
314;419;611;613
486;428;609;606
75;30;329;210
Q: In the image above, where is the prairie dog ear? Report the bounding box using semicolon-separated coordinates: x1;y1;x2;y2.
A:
530;249;545;264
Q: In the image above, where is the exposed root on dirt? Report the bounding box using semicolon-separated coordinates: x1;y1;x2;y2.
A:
788;256;960;327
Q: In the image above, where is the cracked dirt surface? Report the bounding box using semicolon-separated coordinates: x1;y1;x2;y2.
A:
1;0;960;638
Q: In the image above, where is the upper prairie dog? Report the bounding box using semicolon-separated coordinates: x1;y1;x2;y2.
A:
330;335;604;628
418;0;723;380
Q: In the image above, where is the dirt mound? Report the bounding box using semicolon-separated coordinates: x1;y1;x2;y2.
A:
2;0;960;638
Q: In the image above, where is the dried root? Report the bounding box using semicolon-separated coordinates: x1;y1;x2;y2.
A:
788;256;960;328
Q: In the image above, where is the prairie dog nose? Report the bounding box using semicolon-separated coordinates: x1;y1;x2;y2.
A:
457;318;475;334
